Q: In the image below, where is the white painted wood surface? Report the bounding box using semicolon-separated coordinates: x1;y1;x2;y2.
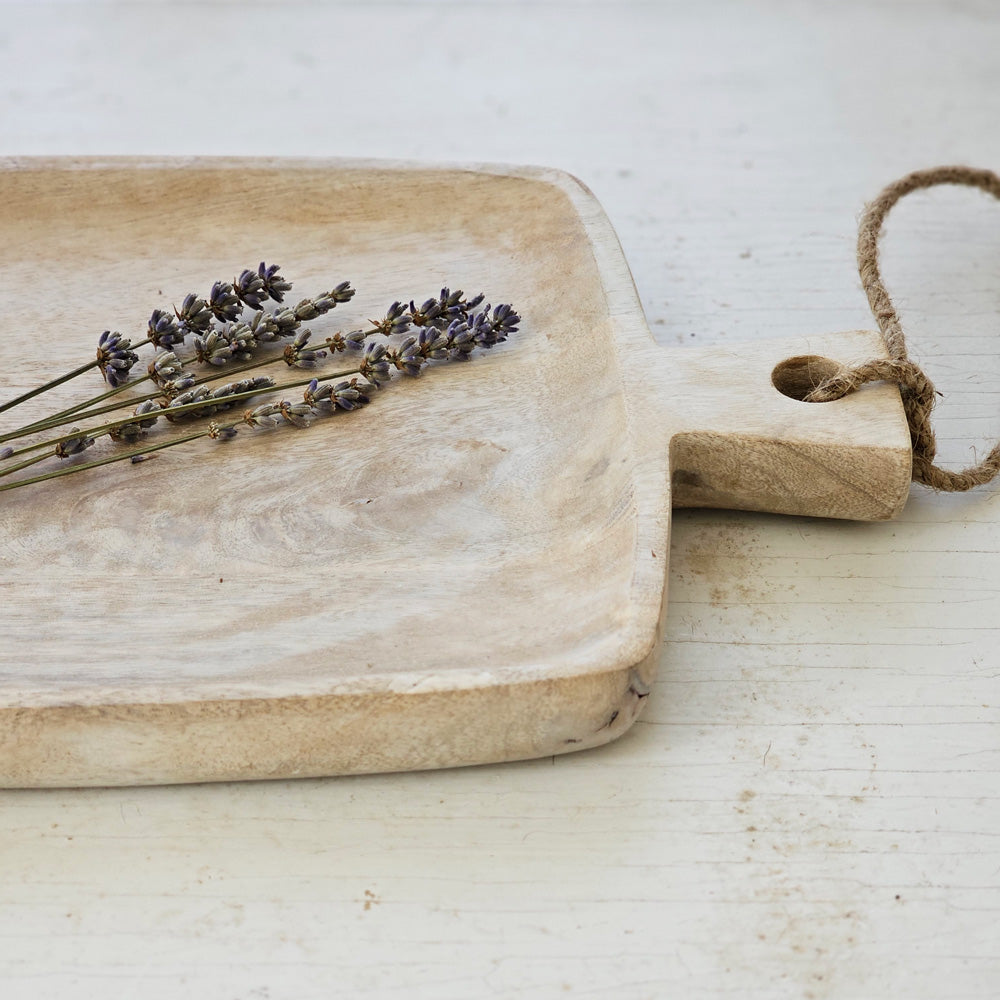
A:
1;0;999;996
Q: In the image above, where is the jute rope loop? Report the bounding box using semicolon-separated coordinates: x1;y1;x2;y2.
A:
805;166;1000;491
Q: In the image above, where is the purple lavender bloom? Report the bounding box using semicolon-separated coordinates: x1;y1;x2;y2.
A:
408;296;443;328
163;376;197;397
210;376;275;408
248;310;281;342
331;379;372;411
168;385;212;410
390;336;424;376
269;308;301;339
233;269;266;310
372;301;411;336
257;262;291;303
294;282;355;321
303;378;334;407
193;331;233;367
437;287;466;321
224;322;257;362
284;329;328;369
443;319;477;360
359;340;392;385
110;398;161;442
208;281;242;322
96;330;139;387
148;351;184;384
148;309;185;348
132;399;161;427
244;403;282;428
490;302;521;339
175;293;213;334
417;327;450;360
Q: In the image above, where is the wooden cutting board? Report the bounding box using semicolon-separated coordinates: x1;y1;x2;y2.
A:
0;158;912;787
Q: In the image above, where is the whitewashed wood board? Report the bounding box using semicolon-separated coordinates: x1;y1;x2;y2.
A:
0;158;911;787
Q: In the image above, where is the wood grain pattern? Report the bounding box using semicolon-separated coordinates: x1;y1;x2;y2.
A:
0;159;911;786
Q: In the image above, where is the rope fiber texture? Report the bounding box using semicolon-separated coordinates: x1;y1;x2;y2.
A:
805;165;1000;491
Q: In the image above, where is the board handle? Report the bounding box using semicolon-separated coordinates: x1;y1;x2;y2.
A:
647;330;913;521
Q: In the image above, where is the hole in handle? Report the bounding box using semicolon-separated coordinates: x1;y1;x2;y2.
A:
771;355;845;401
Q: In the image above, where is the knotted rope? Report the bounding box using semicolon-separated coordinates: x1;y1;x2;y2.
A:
805;166;1000;491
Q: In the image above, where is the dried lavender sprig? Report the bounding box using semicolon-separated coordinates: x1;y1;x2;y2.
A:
0;293;518;492
0;290;519;488
1;292;513;445
0;372;379;492
3;279;352;442
0;369;364;468
0;427;215;492
1;424;101;481
0;264;291;421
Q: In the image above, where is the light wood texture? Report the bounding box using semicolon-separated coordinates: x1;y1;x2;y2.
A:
0;159;911;786
2;2;1000;998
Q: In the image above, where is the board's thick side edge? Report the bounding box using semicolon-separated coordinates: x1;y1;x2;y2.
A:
0;652;660;788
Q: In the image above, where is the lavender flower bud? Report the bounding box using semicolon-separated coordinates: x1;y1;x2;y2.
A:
293;282;355;321
231;269;265;310
243;403;282;427
175;293;213;334
438;287;465;318
359;340;392;385
388;336;424;376
303;378;334;407
331;378;372;410
148;309;184;348
418;327;450;360
167;385;212;419
257;262;291;304
111;398;160;443
270;308;301;338
443;318;476;360
278;400;315;428
248;310;281;342
0;446;14;460
489;302;520;340
163;376;197;397
54;428;95;458
148;351;184;384
209;375;275;408
371;301;411;336
96;330;139;387
193;331;233;367
132;399;161;427
224;322;257;361
293;298;323;322
208;281;242;322
330;281;355;304
283;328;327;369
409;297;443;328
